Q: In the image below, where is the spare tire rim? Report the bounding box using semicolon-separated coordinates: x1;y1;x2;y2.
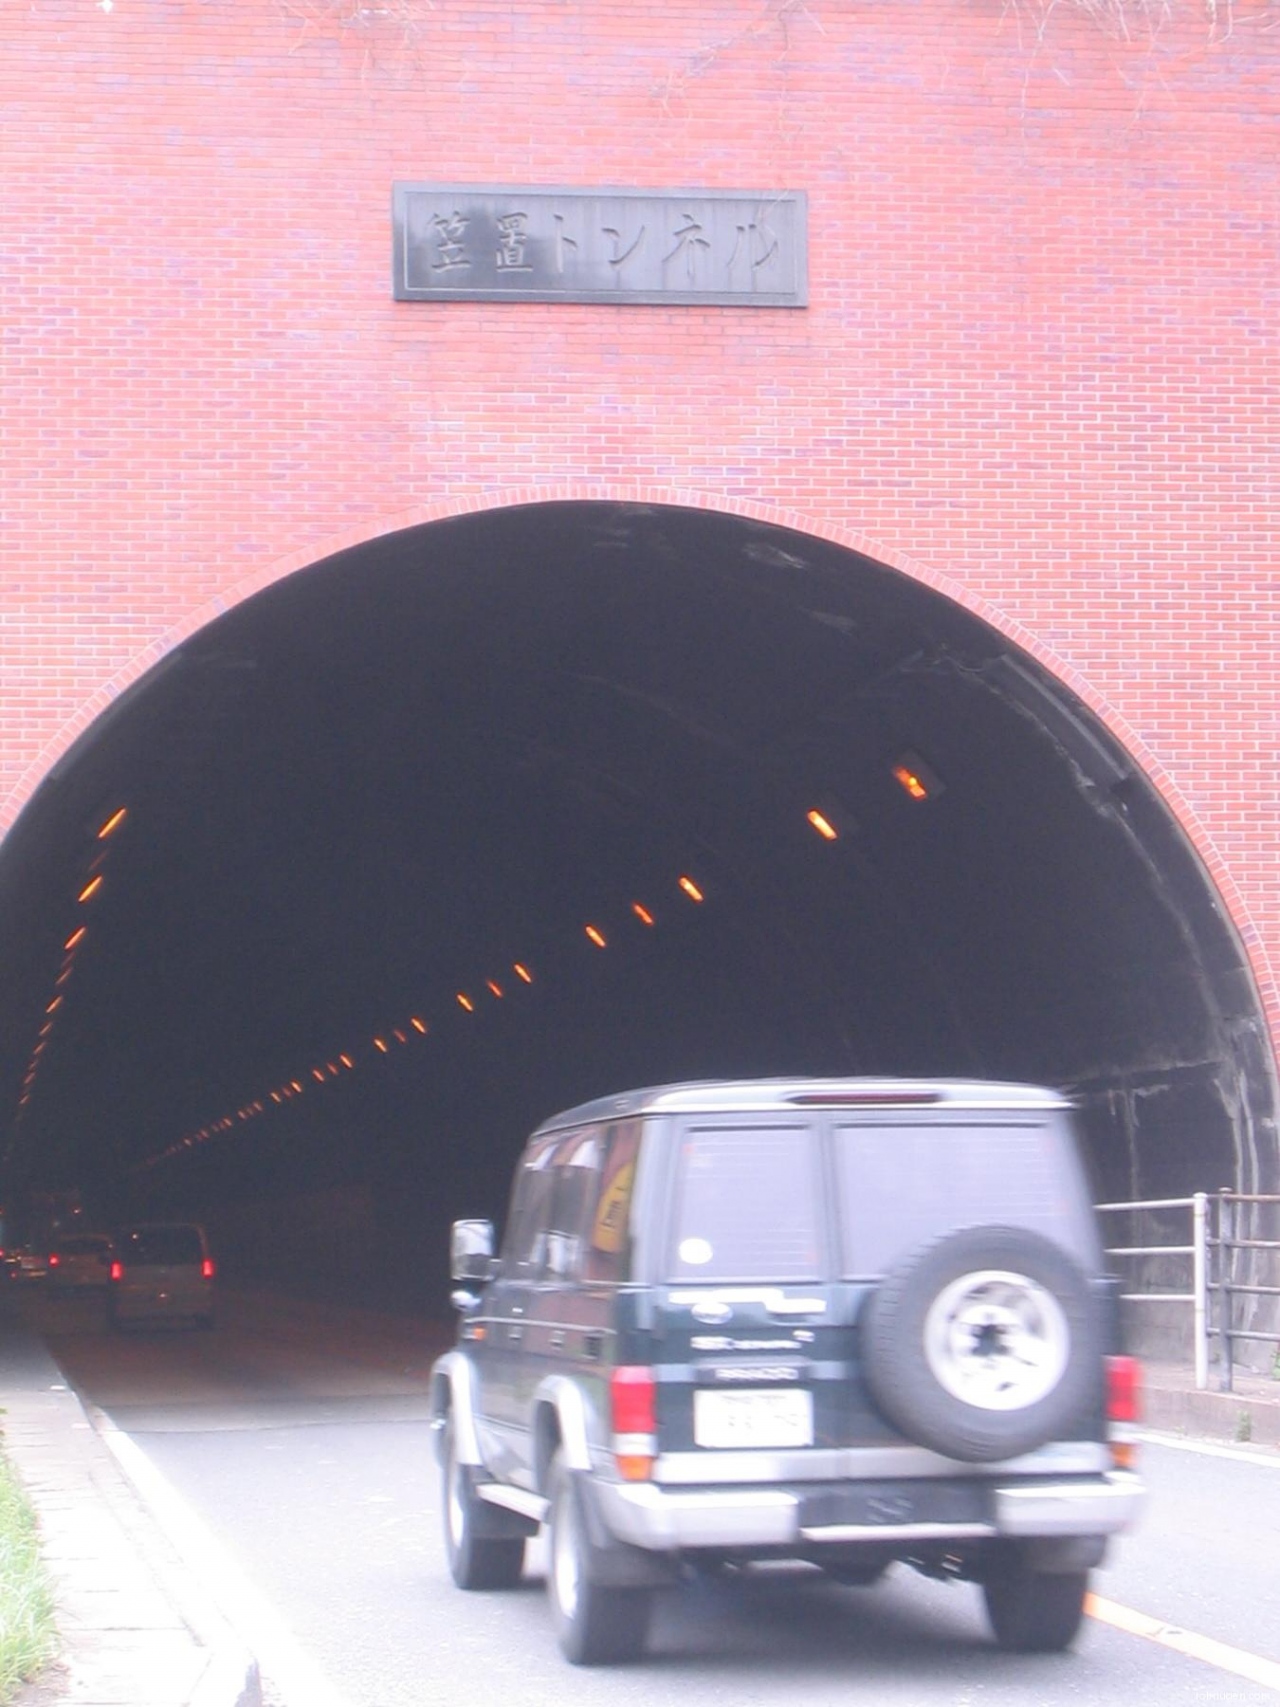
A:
923;1268;1070;1411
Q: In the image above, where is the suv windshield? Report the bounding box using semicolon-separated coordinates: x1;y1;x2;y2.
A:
668;1121;822;1282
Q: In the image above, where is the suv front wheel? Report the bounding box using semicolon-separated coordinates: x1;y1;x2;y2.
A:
547;1451;652;1665
441;1421;525;1591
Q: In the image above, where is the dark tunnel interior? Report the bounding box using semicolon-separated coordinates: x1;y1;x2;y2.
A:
1;502;1274;1309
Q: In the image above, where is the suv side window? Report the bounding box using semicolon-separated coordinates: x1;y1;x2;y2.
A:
531;1120;643;1285
582;1119;641;1284
544;1130;602;1281
499;1134;561;1277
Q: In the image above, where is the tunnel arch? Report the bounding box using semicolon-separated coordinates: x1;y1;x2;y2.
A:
6;484;1272;1001
1;496;1276;1315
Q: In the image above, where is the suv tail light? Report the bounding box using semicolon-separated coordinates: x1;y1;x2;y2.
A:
610;1366;657;1482
201;1258;215;1280
1105;1355;1141;1469
47;1252;60;1268
109;1260;123;1282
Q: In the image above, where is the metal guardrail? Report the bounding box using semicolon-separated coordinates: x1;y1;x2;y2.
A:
1095;1190;1280;1392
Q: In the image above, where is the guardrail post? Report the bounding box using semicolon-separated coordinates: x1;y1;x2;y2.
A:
1218;1187;1234;1394
1192;1192;1208;1390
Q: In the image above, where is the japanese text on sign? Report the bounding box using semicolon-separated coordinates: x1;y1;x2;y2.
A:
392;185;807;306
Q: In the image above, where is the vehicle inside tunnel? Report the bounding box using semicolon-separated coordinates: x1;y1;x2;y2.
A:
0;501;1274;1311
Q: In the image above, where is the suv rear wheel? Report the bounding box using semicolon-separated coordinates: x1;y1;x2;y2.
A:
982;1549;1090;1652
441;1421;525;1591
547;1451;651;1665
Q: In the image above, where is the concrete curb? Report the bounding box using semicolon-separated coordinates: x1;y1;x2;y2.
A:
1141;1373;1280;1449
1;1307;261;1707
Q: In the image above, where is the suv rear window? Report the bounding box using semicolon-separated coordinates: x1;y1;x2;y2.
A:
668;1122;822;1282
119;1226;204;1266
833;1118;1098;1278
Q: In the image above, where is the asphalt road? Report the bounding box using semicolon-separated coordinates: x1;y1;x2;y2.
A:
33;1286;1280;1707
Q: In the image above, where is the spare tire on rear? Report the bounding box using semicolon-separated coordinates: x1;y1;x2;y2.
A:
859;1225;1101;1463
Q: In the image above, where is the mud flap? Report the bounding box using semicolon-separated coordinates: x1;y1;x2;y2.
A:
571;1472;680;1589
469;1495;540;1540
1018;1535;1108;1573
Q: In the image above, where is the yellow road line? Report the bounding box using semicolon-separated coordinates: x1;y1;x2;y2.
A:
1087;1594;1280;1693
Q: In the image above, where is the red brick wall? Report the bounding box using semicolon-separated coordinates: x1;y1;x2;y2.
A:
3;0;1277;1036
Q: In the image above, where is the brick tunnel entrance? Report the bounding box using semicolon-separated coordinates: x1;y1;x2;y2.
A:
0;502;1274;1312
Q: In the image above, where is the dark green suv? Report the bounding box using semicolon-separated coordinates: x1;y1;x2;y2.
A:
430;1078;1143;1665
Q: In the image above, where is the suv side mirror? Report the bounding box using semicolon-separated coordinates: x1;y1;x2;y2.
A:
450;1218;496;1282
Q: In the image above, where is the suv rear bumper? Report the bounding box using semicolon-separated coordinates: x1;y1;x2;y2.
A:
594;1469;1144;1552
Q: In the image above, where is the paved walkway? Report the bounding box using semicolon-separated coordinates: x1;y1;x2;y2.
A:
0;1293;259;1707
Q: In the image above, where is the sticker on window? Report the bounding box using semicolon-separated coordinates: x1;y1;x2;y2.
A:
679;1237;714;1266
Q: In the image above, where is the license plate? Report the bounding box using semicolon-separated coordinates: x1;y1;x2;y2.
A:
694;1387;813;1449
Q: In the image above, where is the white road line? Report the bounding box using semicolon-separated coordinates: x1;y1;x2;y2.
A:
1088;1594;1280;1693
99;1419;357;1707
1136;1428;1280;1467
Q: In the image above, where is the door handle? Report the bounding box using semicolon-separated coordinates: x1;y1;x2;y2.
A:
549;1330;566;1349
508;1325;524;1342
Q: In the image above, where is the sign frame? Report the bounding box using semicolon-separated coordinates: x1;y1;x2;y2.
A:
392;183;808;308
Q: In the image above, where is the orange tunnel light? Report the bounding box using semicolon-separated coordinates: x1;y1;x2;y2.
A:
77;875;104;903
64;926;87;951
807;809;838;841
585;925;607;948
97;807;128;840
456;993;475;1013
513;963;533;984
409;1019;426;1036
678;876;704;902
891;751;942;801
631;902;655;926
486;980;504;998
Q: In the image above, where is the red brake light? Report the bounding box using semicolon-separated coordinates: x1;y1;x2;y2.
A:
109;1260;123;1282
1106;1355;1141;1424
201;1258;215;1280
610;1366;657;1482
787;1091;942;1107
47;1252;60;1267
610;1366;656;1434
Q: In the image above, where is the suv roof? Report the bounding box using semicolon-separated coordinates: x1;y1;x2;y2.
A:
532;1076;1072;1135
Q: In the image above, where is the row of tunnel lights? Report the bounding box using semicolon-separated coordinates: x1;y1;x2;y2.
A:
9;751;939;1161
148;754;940;1168
13;806;129;1128
145;873;711;1167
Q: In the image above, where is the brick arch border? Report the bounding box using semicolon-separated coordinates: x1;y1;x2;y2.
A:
9;482;1278;1047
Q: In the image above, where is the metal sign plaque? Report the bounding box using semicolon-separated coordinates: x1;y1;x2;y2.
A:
392;184;807;307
